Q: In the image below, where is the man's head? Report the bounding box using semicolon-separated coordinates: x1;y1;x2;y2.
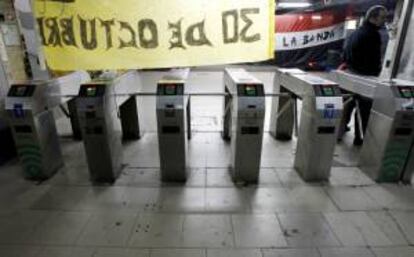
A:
365;5;388;27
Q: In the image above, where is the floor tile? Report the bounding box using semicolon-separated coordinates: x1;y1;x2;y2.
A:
31;186;89;211
206;188;250;212
324;212;405;246
0;210;50;244
258;169;282;186
77;211;137;246
182;215;233;247
318;247;375;257
76;187;129;211
275;168;306;187
91;248;149;257
115;169;160;187
278;213;341;247
150;249;205;257
35;247;95;257
286;186;338;212
157;187;206;212
123;188;161;212
368;212;409;245
371;247;414;257
325;187;382;211
207;249;262;257
364;185;414;211
206;169;233;187
129;214;184;247
232;214;287;247
29;211;91;245
329;167;375;186
389;211;414;244
0;245;42;257
262;248;321;257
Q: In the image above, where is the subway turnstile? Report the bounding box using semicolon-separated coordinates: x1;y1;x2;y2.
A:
270;69;343;181
4;71;90;180
156;69;190;182
223;68;265;183
359;80;414;183
77;71;141;183
328;71;414;184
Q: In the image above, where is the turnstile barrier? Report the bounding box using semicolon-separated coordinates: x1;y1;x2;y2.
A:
156;69;190;182
270;69;343;181
5;71;90;180
359;81;414;183
223;68;265;184
77;71;142;183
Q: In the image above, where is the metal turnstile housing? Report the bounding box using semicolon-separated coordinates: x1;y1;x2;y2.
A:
359;81;414;183
327;71;414;184
270;69;343;181
5;82;63;180
223;68;265;183
156;70;190;182
77;71;141;182
4;71;90;180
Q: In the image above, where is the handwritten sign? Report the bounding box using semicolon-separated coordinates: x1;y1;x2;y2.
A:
275;23;345;51
33;0;275;70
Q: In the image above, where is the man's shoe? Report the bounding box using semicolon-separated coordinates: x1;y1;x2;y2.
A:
353;137;363;146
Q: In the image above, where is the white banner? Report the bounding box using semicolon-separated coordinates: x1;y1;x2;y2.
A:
275;22;345;51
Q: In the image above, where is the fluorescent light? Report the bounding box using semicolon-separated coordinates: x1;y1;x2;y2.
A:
312;15;322;20
278;3;312;8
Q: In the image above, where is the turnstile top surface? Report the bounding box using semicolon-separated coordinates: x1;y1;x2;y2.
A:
225;68;262;85
327;70;385;98
277;71;341;98
7;71;90;112
5;82;49;114
277;68;306;74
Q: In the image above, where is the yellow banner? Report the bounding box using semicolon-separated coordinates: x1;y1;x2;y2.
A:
33;0;275;71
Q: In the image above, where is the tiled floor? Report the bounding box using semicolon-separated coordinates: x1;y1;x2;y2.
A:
0;71;414;257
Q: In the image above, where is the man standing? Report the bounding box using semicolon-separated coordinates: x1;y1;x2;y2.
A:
341;5;388;145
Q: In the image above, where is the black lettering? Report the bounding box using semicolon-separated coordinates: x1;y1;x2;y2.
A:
138;19;158;49
60;17;77;47
168;19;185;50
100;19;115;50
240;8;260;43
323;31;330;40
36;17;47;46
291;37;297;47
303;35;309;45
283;37;288;47
329;30;335;38
317;32;324;41
222;9;238;43
79;16;97;50
185;20;212;46
45;17;62;46
118;21;138;49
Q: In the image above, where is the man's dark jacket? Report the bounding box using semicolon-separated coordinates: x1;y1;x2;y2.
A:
344;22;382;76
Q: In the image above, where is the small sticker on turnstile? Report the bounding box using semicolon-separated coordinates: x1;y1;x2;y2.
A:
13;104;24;118
323;104;335;119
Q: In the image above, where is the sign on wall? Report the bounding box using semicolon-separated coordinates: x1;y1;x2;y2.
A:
33;0;275;70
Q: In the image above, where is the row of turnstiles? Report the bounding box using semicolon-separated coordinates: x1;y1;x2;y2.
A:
1;67;414;184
